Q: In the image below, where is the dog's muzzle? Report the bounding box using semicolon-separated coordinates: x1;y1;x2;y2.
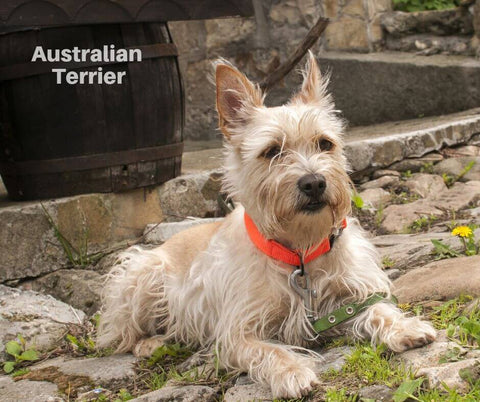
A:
297;174;327;212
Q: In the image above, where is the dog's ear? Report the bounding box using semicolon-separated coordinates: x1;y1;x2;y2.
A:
215;61;263;138
291;51;331;105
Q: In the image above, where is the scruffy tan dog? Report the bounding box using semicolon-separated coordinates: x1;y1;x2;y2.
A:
98;53;436;398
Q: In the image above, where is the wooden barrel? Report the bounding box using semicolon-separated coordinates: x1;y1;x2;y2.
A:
0;22;183;200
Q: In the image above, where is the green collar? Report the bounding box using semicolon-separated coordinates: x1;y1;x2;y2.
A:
312;293;398;333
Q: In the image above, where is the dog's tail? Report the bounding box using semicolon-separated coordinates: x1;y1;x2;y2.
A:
96;245;169;353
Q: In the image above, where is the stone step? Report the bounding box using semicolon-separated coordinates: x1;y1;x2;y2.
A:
385;34;473;55
381;8;473;37
183;108;480;176
0;169;223;283
316;51;480;127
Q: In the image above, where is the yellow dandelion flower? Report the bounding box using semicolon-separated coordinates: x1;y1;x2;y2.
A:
451;226;473;238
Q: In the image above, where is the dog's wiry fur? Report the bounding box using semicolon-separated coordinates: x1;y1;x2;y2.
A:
98;53;436;398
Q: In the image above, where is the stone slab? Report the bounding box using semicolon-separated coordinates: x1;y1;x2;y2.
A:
132;385;217;402
403;173;447;198
358;188;391;208
417;358;480;392
223;383;273;402
144;218;224;244
20;269;103;316
158;170;223;223
397;331;480;393
359;175;400;190
381;180;480;233
372;232;464;271
0;187;164;282
388;152;444;173
32;354;137;389
318;51;480;127
314;346;353;374
381;9;473;36
0;376;62;402
433;156;480;181
182;148;225;175
358;385;393;401
385;34;472;55
0;285;85;354
393;255;480;302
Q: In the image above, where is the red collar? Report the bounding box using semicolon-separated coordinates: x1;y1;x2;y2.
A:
244;212;347;267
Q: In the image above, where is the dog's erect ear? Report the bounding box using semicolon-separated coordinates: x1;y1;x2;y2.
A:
215;61;263;138
291;51;331;105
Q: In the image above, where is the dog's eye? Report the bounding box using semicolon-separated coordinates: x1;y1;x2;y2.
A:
263;146;281;159
317;138;334;152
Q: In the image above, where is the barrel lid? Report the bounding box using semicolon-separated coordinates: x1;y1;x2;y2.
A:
1;0;254;33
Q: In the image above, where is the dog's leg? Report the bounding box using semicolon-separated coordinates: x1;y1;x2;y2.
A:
221;337;318;399
352;302;436;352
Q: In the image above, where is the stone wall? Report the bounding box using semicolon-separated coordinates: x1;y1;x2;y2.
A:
323;0;391;52
169;0;392;141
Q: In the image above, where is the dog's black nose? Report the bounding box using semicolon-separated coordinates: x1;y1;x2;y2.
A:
297;174;326;199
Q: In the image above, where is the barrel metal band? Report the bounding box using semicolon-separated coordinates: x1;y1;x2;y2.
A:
0;43;178;82
0;142;184;175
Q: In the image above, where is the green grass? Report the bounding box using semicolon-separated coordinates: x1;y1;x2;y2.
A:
457;161;476;182
142;360;230;393
146;343;192;367
137;343;235;395
393;0;460;12
408;214;437;233
390;191;419;205
420;162;434;174
430;295;474;330
413;381;480;401
144;370;168;390
114;389;134;402
442;160;476;188
442;172;455;187
65;314;114;358
431;238;460;260
382;255;396;269
325;388;358;401
342;344;412;387
351;191;364;210
41;204;104;267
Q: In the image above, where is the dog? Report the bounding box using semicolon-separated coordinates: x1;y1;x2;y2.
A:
97;53;436;399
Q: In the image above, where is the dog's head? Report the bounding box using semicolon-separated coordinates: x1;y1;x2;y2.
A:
215;53;352;249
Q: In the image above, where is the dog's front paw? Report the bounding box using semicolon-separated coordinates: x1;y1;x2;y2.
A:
387;317;436;353
133;336;165;357
270;366;318;399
